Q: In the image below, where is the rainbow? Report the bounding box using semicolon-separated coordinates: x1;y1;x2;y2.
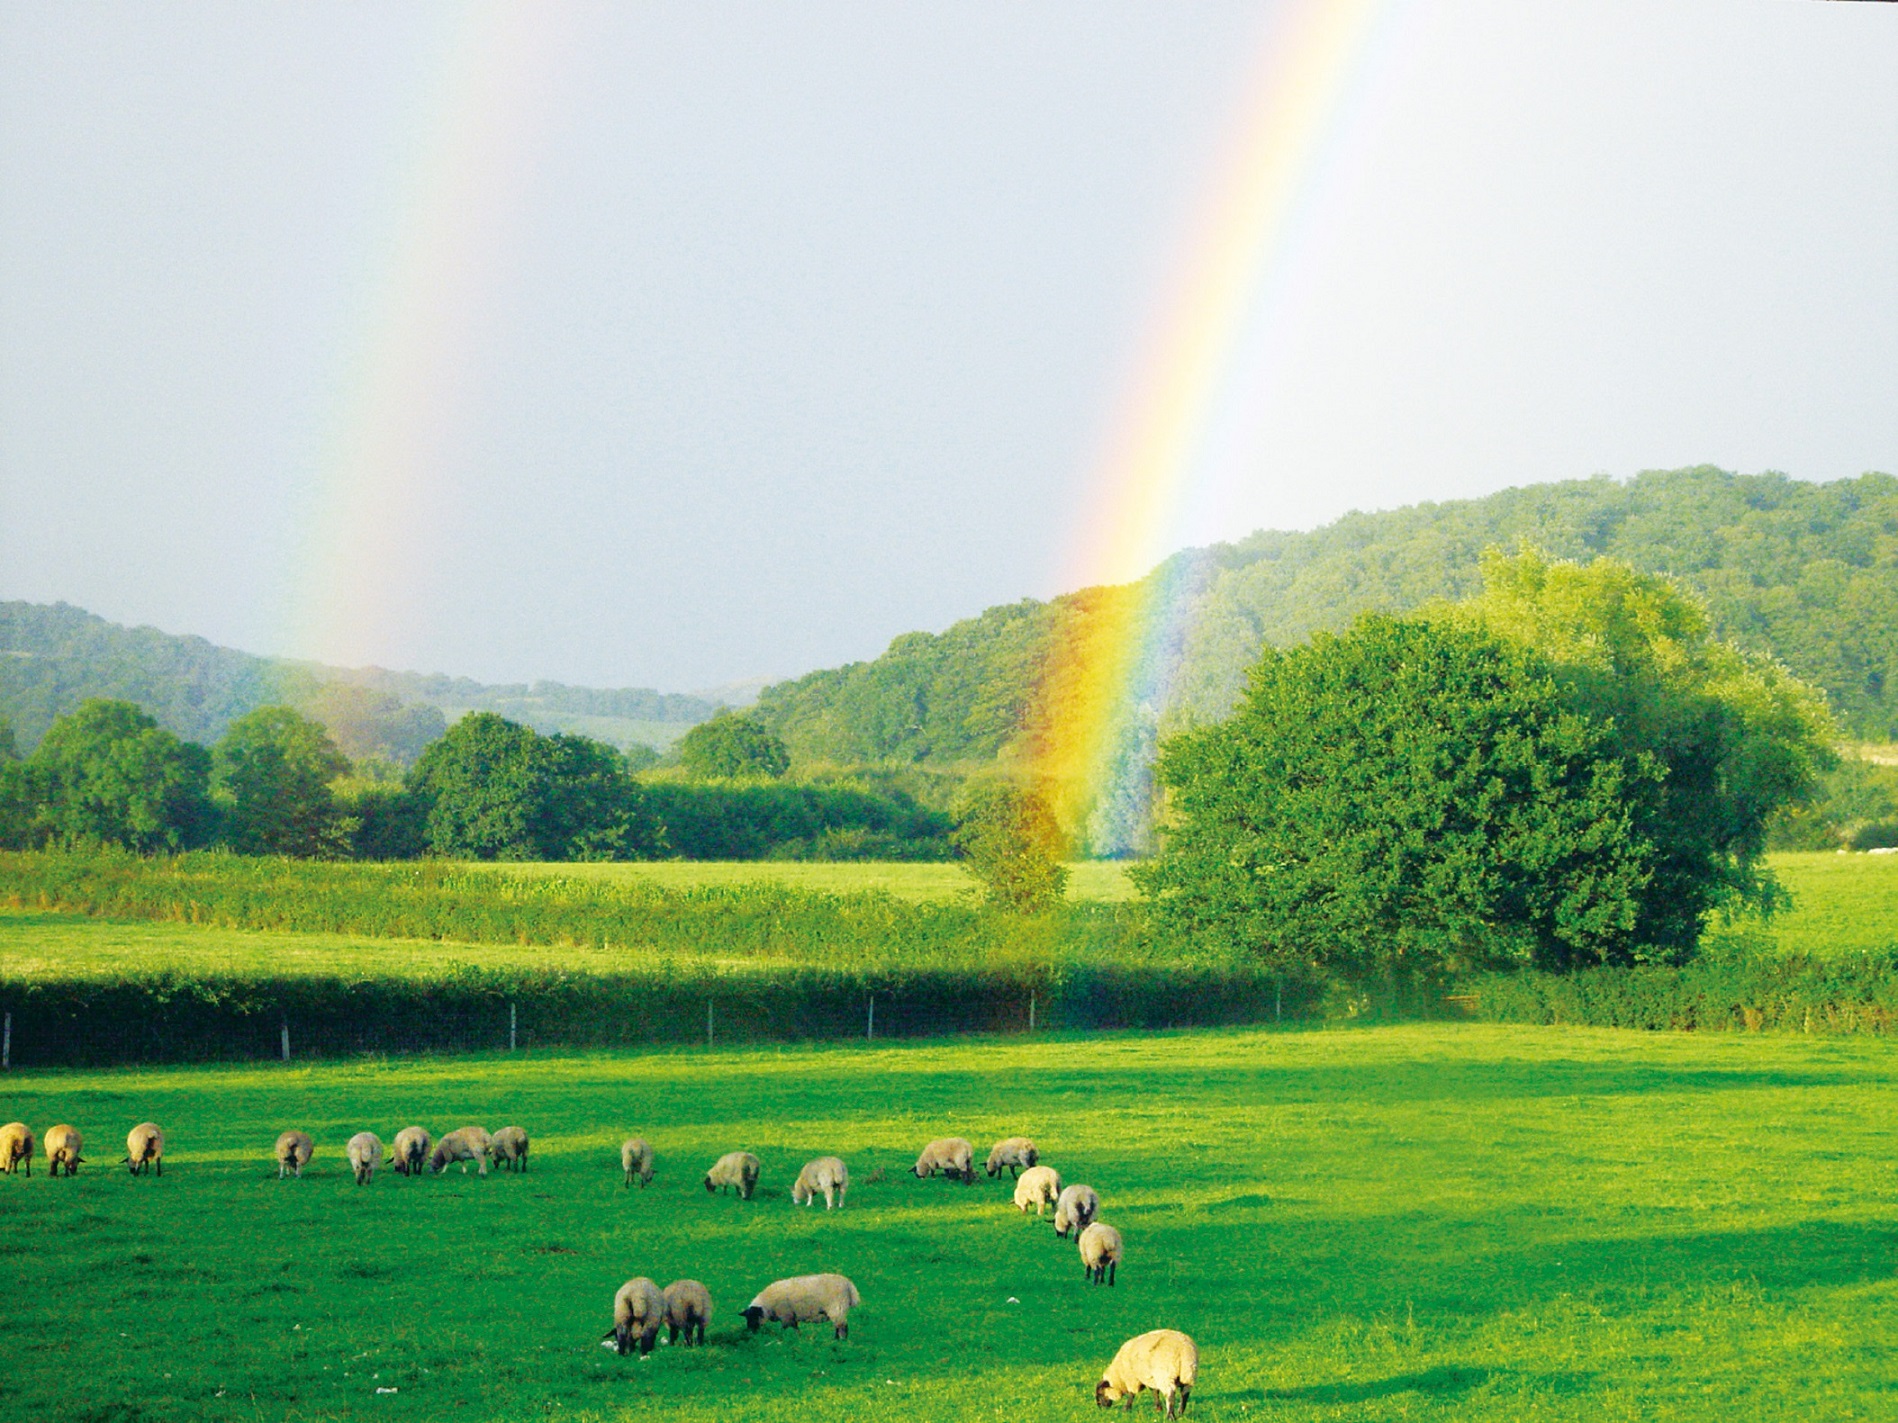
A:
1030;0;1398;852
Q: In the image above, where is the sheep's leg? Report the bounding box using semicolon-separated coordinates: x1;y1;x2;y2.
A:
1107;1261;1116;1287
832;1318;848;1340
1178;1383;1190;1415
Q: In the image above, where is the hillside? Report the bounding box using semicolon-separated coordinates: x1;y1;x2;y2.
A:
756;467;1898;767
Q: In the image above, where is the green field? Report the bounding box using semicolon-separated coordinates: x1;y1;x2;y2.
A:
3;1024;1896;1421
488;859;1139;904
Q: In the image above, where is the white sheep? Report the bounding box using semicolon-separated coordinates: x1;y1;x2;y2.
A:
986;1136;1038;1178
663;1279;713;1346
742;1273;861;1340
1053;1183;1100;1238
491;1125;530;1173
791;1155;849;1209
621;1137;654;1189
603;1276;667;1356
0;1122;33;1177
124;1122;163;1176
1078;1221;1123;1286
912;1136;975;1184
429;1126;494;1176
347;1132;384;1186
275;1130;314;1180
1095;1329;1197;1417
1013;1164;1062;1217
391;1126;431;1177
703;1150;760;1199
44;1124;82;1177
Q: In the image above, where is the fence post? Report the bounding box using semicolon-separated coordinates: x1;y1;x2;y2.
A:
706;1000;714;1050
1028;992;1036;1032
280;1020;291;1063
1275;980;1282;1023
509;1001;518;1052
2;1011;10;1069
866;995;875;1041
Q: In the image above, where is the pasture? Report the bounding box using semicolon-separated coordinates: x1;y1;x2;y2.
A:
4;1023;1897;1421
473;857;1138;903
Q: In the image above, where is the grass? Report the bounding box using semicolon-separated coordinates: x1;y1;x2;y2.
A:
3;1023;1897;1421
1732;850;1898;956
488;859;1138;904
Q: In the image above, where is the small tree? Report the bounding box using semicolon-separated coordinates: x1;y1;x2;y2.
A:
676;711;791;780
952;780;1069;912
213;706;353;856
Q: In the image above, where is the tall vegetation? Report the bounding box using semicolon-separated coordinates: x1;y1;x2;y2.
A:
16;699;215;852
211;706;352;857
674;711;791;780
952;780;1070;912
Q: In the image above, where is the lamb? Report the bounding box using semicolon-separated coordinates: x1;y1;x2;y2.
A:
986;1136;1038;1178
0;1122;32;1177
703;1150;760;1199
391;1126;431;1177
621;1137;654;1189
912;1136;975;1184
275;1130;314;1180
741;1273;861;1340
491;1125;530;1173
124;1122;164;1176
45;1124;82;1177
429;1126;494;1176
346;1132;384;1186
603;1276;667;1356
1053;1183;1101;1238
1013;1164;1062;1217
663;1279;712;1347
1095;1329;1197;1417
791;1155;849;1209
1078;1221;1123;1286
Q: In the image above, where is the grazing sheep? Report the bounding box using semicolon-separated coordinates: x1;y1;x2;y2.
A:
1079;1221;1123;1286
621;1137;654;1189
1013;1164;1062;1217
986;1136;1038;1178
742;1273;861;1341
391;1126;431;1177
663;1279;713;1347
1096;1329;1197;1417
275;1130;314;1180
1053;1183;1101;1238
347;1132;384;1186
491;1125;530;1173
429;1126;494;1176
912;1136;975;1184
791;1155;849;1209
45;1124;82;1177
603;1276;667;1356
124;1122;163;1176
0;1122;32;1177
703;1150;760;1199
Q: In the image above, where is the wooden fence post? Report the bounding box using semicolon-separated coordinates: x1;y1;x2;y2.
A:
706;1000;714;1050
1028;992;1036;1032
2;1011;10;1069
1275;980;1282;1023
509;1001;518;1052
866;995;875;1041
280;1020;290;1063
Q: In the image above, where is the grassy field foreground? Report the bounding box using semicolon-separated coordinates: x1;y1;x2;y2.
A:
3;1024;1897;1421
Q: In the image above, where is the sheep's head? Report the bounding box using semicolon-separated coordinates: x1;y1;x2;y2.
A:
741;1306;765;1332
703;1174;716;1192
1095;1378;1121;1408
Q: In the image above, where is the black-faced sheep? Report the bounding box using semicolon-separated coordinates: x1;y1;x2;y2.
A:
1079;1221;1122;1286
791;1155;848;1209
985;1136;1038;1178
347;1132;384;1186
703;1150;760;1199
742;1273;860;1340
621;1137;653;1189
391;1126;431;1177
429;1126;494;1176
1013;1164;1062;1216
124;1122;163;1176
912;1136;975;1184
275;1130;314;1180
491;1125;529;1173
1053;1183;1100;1238
45;1124;82;1177
603;1276;667;1356
0;1122;32;1177
663;1279;712;1346
1096;1329;1197;1416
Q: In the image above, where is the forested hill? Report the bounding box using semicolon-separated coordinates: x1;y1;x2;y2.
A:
0;602;722;762
755;466;1898;762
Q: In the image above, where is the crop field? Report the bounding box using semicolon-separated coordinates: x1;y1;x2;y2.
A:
488;859;1139;904
4;1023;1897;1421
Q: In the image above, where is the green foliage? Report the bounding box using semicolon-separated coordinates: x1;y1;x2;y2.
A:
1767;753;1898;851
675;710;792;780
1138;616;1650;974
643;781;952;861
211;706;353;857
286;681;446;767
952;780;1070;912
333;779;429;860
622;740;663;773
24;699;214;852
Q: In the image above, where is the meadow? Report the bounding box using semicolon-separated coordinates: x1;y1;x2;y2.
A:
3;1023;1897;1421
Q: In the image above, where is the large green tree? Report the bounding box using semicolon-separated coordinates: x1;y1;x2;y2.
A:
212;706;353;857
952;780;1069;912
26;698;215;852
676;711;791;780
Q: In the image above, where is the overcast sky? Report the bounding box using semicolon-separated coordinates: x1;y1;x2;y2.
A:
2;1;1894;693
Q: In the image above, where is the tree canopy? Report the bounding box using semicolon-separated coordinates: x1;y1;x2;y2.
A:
213;706;353;857
23;698;215;852
675;711;791;780
952;780;1069;913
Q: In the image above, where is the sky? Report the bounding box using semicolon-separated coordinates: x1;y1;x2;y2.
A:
1;1;1894;694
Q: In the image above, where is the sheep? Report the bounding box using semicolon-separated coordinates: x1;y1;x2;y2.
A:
1095;1329;1197;1417
912;1136;975;1184
703;1150;760;1199
986;1136;1038;1179
124;1122;163;1176
0;1122;32;1177
663;1279;713;1347
1053;1183;1101;1238
791;1155;849;1210
602;1276;667;1356
275;1130;314;1180
45;1124;82;1177
741;1273;861;1341
491;1125;530;1173
347;1132;384;1186
621;1137;654;1189
1079;1221;1123;1286
1013;1164;1062;1217
391;1126;431;1177
429;1126;494;1176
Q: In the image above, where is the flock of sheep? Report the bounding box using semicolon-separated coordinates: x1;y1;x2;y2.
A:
0;1117;1199;1416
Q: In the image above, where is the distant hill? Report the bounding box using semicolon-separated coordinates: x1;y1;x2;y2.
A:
755;467;1898;770
0;602;723;763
